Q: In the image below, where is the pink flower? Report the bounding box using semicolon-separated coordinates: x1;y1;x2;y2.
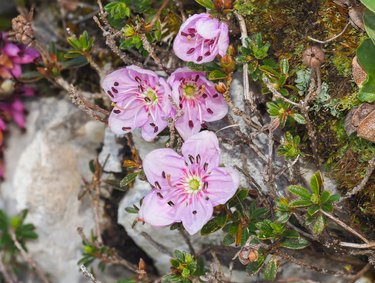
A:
173;13;229;64
139;131;239;235
102;65;173;141
168;68;228;140
0;98;26;129
0;33;39;79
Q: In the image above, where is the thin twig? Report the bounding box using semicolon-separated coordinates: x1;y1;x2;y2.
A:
234;12;254;110
140;232;173;257
342;155;375;200
146;0;170;29
80;265;103;283
9;231;50;283
308;22;350;44
0;255;17;283
179;229;196;256
339;241;375;249
321;210;369;244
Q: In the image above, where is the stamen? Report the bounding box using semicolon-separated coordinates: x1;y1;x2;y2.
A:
113;109;121;114
150;122;156;127
188;154;195;164
144;97;151;103
114;82;119;86
187;28;196;34
135;76;142;83
107;90;114;98
204;51;211;56
187;48;195;54
157;192;163;199
192;210;197;215
122;127;131;131
194;75;199;82
213;93;219;98
207;108;213;114
181;32;189;37
202;93;207;98
203;182;208;190
153;126;159;133
111;87;118;93
203;162;208;170
167;174;172;186
196;154;201;163
188;120;194;128
155;181;162;190
205;196;209;200
162;171;166;178
197;56;203;62
167;201;174;206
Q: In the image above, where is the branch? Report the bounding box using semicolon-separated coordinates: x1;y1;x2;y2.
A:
308;22;350;44
9;231;51;283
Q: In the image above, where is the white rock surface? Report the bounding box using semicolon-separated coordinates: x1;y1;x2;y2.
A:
0;97;110;283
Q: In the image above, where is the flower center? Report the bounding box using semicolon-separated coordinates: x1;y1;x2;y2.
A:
189;179;200;191
183;83;202;99
143;87;158;104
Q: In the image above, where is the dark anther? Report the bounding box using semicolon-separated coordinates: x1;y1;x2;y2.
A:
202;93;208;98
181;32;189;37
144;97;151;102
207;108;213;114
135;76;142;83
204;162;208;170
192;210;197;215
157;192;164;199
113;109;121;114
155;181;162;190
195;74;199;81
205;196;209;201
204;51;211;56
213;93;219;98
107;90;114;98
167;201;174;206
122;127;131;131
203;182;208;190
154;126;159;133
189;120;194;128
187;48;195;54
111;87;118;93
187;28;196;34
162;171;166;179
197;56;203;62
188;154;195;164
150;122;156;127
196;154;201;163
114;82;119;86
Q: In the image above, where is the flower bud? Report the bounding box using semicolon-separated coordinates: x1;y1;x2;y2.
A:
215;82;227;94
0;79;15;95
302;46;325;69
213;0;233;11
238;247;259;265
123;24;136;37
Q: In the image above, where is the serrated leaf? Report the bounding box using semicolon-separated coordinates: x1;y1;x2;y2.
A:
313;214;325;235
264;257;278;281
280;237;309;250
288;185;311;199
120;172;139;187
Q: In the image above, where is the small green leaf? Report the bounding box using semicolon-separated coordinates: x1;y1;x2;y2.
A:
328;194;340;203
120;172;139;187
364;10;375;44
361;0;375;14
195;0;215;10
288;185;311;199
279;58;289;74
289;199;313;208
291;113;306;124
208;70;227;81
320;191;331;204
313;214;325;235
125;205;139;214
201;214;227;235
246;254;265;275
307;204;320;216
310;171;323;195
280;237;309;250
263;257;278;281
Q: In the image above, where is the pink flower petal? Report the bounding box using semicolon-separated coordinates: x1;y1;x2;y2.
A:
205;167;239;205
139;190;177;226
181;131;220;169
143;148;186;188
201;92;228;122
3;43;20;56
176;195;213;235
108;106;148;135
218;23;229;57
196;18;220;39
13;47;39;64
141;112;168;142
175;107;202;140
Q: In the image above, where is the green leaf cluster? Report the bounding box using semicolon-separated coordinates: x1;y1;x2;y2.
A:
267;100;306;126
277;132;303;160
66;31;94;58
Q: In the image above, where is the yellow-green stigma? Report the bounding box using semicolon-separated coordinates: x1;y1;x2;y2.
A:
144;88;158;104
183;84;198;99
189;179;200;191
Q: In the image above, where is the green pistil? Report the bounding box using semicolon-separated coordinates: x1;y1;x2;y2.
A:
144;88;158;103
183;84;198;99
189;179;200;191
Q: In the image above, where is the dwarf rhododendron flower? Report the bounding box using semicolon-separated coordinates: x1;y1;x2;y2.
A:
168;67;228;140
173;13;229;64
0;33;39;79
102;65;172;141
139;131;239;235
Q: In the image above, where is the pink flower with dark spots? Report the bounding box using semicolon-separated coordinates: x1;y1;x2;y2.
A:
102;65;173;141
138;131;239;235
168;67;228;140
0;98;26;129
173;13;229;64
